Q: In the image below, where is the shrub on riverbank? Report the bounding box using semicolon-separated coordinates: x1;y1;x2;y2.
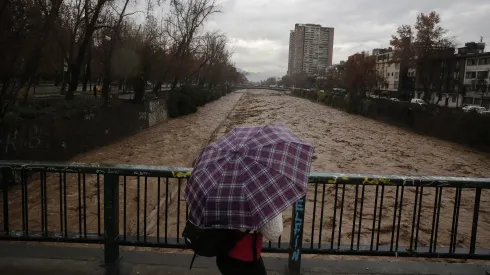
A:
167;85;232;118
292;89;490;151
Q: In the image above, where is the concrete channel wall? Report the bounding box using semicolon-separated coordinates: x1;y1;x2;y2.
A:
0;97;168;161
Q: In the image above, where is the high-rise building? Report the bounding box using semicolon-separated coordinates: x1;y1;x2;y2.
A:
287;23;334;76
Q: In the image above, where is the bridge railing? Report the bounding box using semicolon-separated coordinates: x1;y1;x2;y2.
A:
1;161;489;274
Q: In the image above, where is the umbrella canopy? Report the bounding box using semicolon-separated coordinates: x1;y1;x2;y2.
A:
184;123;314;230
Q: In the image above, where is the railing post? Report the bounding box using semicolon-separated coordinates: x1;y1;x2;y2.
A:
469;188;481;255
1;169;9;234
287;197;306;275
104;174;120;272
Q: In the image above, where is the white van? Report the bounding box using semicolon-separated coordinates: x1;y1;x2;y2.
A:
411;99;426;105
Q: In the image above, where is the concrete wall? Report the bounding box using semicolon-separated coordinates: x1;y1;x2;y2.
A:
146;98;168;127
0;97;168;161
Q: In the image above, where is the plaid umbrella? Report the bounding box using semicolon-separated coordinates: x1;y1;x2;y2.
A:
184;123;314;230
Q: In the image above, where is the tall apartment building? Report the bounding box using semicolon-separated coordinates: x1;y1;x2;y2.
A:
287;23;334;76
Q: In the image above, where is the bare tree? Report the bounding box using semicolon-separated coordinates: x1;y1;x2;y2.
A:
390;11;454;102
345;52;378;98
55;0;86;94
99;0;133;104
182;32;227;85
65;0;111;100
0;0;63;121
165;0;219;89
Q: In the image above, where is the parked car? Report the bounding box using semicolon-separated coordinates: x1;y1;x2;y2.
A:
390;98;400;101
478;110;490;115
462;106;486;113
475;107;487;113
411;98;426;105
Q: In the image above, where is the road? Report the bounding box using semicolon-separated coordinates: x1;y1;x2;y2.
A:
13;84;157;99
3;89;490;254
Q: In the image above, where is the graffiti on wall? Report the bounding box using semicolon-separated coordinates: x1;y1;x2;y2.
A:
84;113;96;120
148;99;168;127
139;112;148;120
1;125;42;153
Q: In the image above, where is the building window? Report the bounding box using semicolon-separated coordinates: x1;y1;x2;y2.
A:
466;72;476;79
463;97;473;104
477;71;489;79
452;93;457;102
478;58;489;65
467;59;477;66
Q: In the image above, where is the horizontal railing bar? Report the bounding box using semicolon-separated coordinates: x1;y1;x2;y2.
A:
3;230;488;259
118;241;290;253
300;248;490;260
0;231;104;243
118;236;289;251
0;161;192;178
2;161;490;188
299;243;490;255
309;173;490;188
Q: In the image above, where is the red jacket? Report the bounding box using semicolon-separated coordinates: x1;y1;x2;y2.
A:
228;233;263;261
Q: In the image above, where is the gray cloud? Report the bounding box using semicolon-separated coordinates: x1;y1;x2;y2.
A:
204;0;490;81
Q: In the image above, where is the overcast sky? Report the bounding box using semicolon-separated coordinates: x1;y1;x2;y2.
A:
203;0;490;81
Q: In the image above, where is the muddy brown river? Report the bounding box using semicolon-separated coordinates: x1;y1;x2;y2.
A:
3;90;490;257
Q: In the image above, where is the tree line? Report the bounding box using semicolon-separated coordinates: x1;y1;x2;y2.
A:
0;0;247;121
345;11;455;101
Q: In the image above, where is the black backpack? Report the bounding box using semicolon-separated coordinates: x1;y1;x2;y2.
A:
182;220;258;269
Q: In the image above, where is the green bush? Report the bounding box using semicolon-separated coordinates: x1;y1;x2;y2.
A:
166;85;233;118
1;111;21;125
167;90;197;118
17;104;39;119
181;86;207;107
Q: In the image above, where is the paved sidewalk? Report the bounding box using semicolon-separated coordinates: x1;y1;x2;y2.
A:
0;243;488;275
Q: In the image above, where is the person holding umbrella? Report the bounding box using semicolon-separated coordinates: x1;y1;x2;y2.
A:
216;212;284;274
184;123;314;275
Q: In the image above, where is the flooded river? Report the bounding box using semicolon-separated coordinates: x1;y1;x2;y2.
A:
3;90;490;254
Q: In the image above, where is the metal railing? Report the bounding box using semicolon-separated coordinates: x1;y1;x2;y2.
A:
1;161;490;274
